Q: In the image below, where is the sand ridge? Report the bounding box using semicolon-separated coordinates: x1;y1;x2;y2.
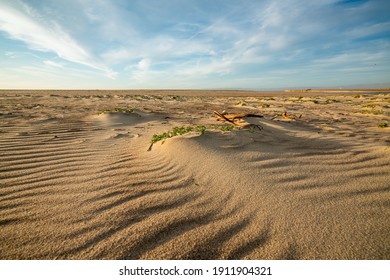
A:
0;90;389;259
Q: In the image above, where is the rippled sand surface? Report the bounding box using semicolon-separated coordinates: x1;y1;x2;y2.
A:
1;90;389;259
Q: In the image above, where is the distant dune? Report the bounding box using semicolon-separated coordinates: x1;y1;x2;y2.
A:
285;88;390;93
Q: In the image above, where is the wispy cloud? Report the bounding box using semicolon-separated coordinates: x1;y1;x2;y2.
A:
0;0;389;89
137;58;152;71
0;1;115;78
43;60;64;68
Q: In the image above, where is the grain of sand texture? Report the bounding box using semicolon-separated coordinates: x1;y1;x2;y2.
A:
1;90;389;260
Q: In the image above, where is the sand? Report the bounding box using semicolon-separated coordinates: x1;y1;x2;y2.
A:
0;90;389;260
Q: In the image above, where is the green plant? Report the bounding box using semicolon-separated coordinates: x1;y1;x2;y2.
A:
150;126;196;145
196;125;207;134
206;124;236;132
98;108;134;114
149;124;237;150
362;104;376;109
236;100;246;106
356;110;384;115
219;125;235;132
299;99;319;104
325;99;339;103
170;126;193;137
151;132;170;144
378;121;388;128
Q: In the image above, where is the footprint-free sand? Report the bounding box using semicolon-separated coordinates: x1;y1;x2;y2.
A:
1;89;389;259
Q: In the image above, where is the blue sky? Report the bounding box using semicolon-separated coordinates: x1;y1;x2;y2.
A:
0;0;389;89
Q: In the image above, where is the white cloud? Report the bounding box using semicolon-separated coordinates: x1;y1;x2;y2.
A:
43;60;64;68
102;48;132;63
137;58;151;71
5;52;17;58
347;22;390;39
0;1;114;77
105;70;118;80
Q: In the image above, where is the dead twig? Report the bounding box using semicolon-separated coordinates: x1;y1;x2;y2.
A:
215;112;263;122
271;111;302;121
214;111;263;130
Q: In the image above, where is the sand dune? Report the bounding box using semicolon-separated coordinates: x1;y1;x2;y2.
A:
0;90;389;259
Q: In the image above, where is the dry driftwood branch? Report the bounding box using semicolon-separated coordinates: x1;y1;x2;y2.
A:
214;111;263;130
271;111;302;120
215;112;263;121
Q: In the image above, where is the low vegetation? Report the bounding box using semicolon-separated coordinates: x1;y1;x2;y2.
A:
295;98;319;104
98;108;135;114
151;126;194;145
218;125;235;132
235;100;247;106
150;126;210;145
325;99;339;104
258;97;275;102
148;124;235;150
356;110;384;115
378;121;388;128
196;125;207;134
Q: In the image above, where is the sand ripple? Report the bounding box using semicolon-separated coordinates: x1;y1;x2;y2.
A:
1;91;389;259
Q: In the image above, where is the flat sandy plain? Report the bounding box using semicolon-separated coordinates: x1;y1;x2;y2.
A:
1;89;389;259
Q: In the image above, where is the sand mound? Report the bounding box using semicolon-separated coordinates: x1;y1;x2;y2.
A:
92;110;158;126
150;121;390;259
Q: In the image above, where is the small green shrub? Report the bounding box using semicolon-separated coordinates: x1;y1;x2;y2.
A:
98;108;134;114
219;125;235;132
236;100;247;106
196;125;207;134
170;126;193;137
151;126;198;145
150;124;237;148
151;132;170;144
378;122;388;128
357;110;384;115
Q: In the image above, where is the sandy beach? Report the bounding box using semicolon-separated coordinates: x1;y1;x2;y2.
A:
0;89;389;260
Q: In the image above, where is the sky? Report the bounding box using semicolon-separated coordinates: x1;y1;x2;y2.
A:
0;0;389;90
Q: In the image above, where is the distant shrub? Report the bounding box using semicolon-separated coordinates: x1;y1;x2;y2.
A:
357;110;384;115
98;108;134;114
362;104;376;109
236;100;247;106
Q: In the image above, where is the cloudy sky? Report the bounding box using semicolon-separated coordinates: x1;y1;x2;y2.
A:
0;0;389;89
